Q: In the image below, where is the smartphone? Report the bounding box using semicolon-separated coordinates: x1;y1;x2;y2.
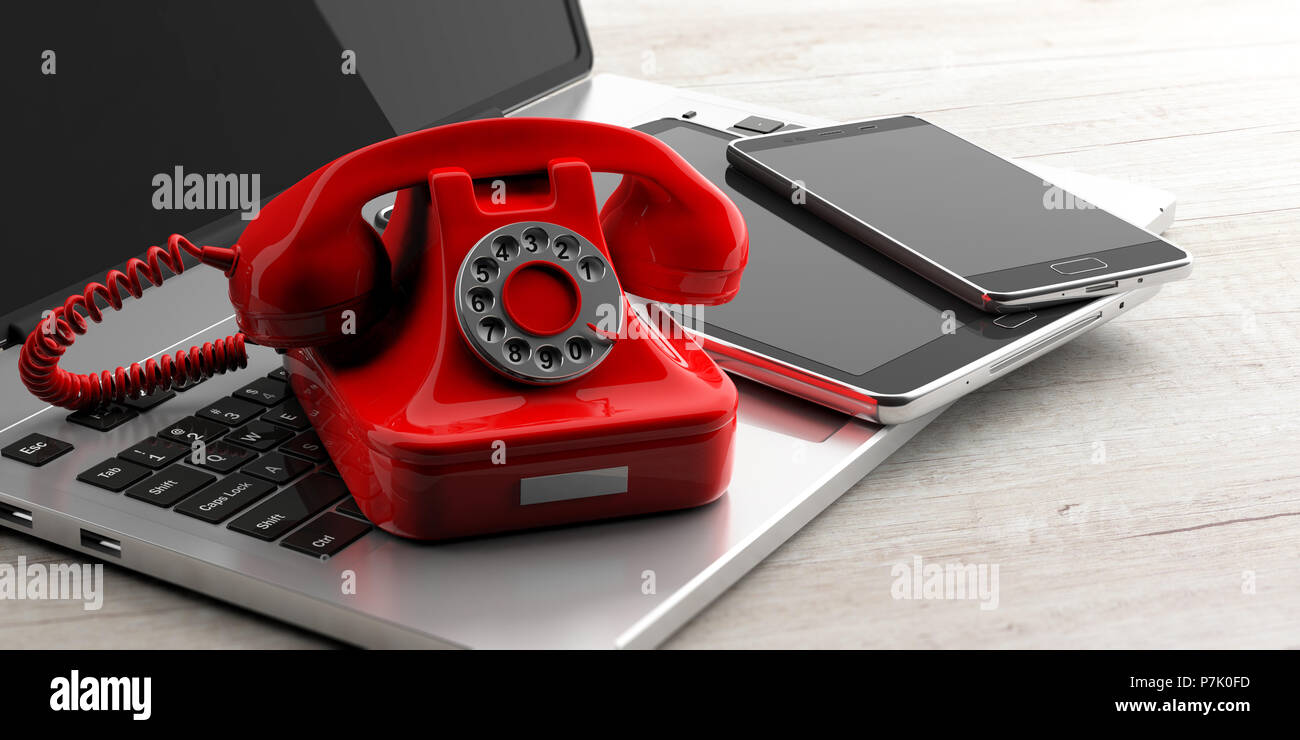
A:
726;116;1191;312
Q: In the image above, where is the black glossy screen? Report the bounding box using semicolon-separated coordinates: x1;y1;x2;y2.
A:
1;0;583;319
739;117;1155;278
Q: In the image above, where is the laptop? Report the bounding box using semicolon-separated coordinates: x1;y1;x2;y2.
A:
0;1;1175;648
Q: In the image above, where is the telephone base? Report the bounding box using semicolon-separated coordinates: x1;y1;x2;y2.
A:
351;421;733;541
285;346;736;540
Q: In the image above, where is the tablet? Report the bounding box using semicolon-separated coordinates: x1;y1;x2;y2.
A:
615;118;1154;424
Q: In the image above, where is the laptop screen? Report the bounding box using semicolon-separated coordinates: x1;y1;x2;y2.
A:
1;0;588;335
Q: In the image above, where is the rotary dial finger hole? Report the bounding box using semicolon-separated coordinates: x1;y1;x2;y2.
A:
521;226;549;254
503;338;531;365
565;336;593;363
492;235;521;263
534;345;563;374
576;255;606;282
551;235;578;261
477;316;505;343
467;287;494;313
472;257;500;283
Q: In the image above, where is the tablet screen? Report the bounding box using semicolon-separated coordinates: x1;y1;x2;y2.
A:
621;121;978;376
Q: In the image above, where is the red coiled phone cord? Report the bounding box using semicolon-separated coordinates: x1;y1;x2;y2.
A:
18;235;245;411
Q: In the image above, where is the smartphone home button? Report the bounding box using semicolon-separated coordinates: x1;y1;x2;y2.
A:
993;312;1037;329
1050;257;1108;275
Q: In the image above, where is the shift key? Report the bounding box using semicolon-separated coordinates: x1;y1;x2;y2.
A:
226;473;349;541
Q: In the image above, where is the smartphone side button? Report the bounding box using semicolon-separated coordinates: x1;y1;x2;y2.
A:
1050;257;1108;275
993;312;1037;329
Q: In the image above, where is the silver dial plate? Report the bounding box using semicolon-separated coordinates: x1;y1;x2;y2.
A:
455;221;623;384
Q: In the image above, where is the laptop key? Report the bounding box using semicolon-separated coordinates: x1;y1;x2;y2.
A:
281;512;371;558
242;451;312;484
120;388;176;412
77;458;151;492
227;473;349;541
281;430;329;462
197;397;264;427
173;377;205;392
267;367;289;381
119;437;188;469
193;440;259;473
175;473;275;523
262;399;311;431
3;433;74;467
68;405;138;431
233;377;288;406
123;465;215;507
158;416;227;445
227;420;293;451
335;496;368;520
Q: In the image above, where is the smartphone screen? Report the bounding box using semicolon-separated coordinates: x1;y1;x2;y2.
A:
731;117;1186;305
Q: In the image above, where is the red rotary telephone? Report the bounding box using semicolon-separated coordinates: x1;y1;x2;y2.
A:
20;118;749;539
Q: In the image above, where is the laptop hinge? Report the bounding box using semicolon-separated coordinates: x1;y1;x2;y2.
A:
3;311;43;350
463;106;505;121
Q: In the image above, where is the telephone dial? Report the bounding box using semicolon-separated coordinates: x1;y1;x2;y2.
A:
19;118;749;539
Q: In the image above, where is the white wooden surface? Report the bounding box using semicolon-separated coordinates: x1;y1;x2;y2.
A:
2;0;1297;648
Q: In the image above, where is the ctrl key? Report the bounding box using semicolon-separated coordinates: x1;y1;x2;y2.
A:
281;513;372;559
2;433;73;467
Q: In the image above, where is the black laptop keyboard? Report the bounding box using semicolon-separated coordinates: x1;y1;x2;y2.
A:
3;368;373;560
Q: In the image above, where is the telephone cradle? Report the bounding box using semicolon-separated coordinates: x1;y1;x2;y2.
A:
19;118;751;540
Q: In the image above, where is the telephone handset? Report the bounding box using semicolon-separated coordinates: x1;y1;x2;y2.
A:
20;118;749;539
